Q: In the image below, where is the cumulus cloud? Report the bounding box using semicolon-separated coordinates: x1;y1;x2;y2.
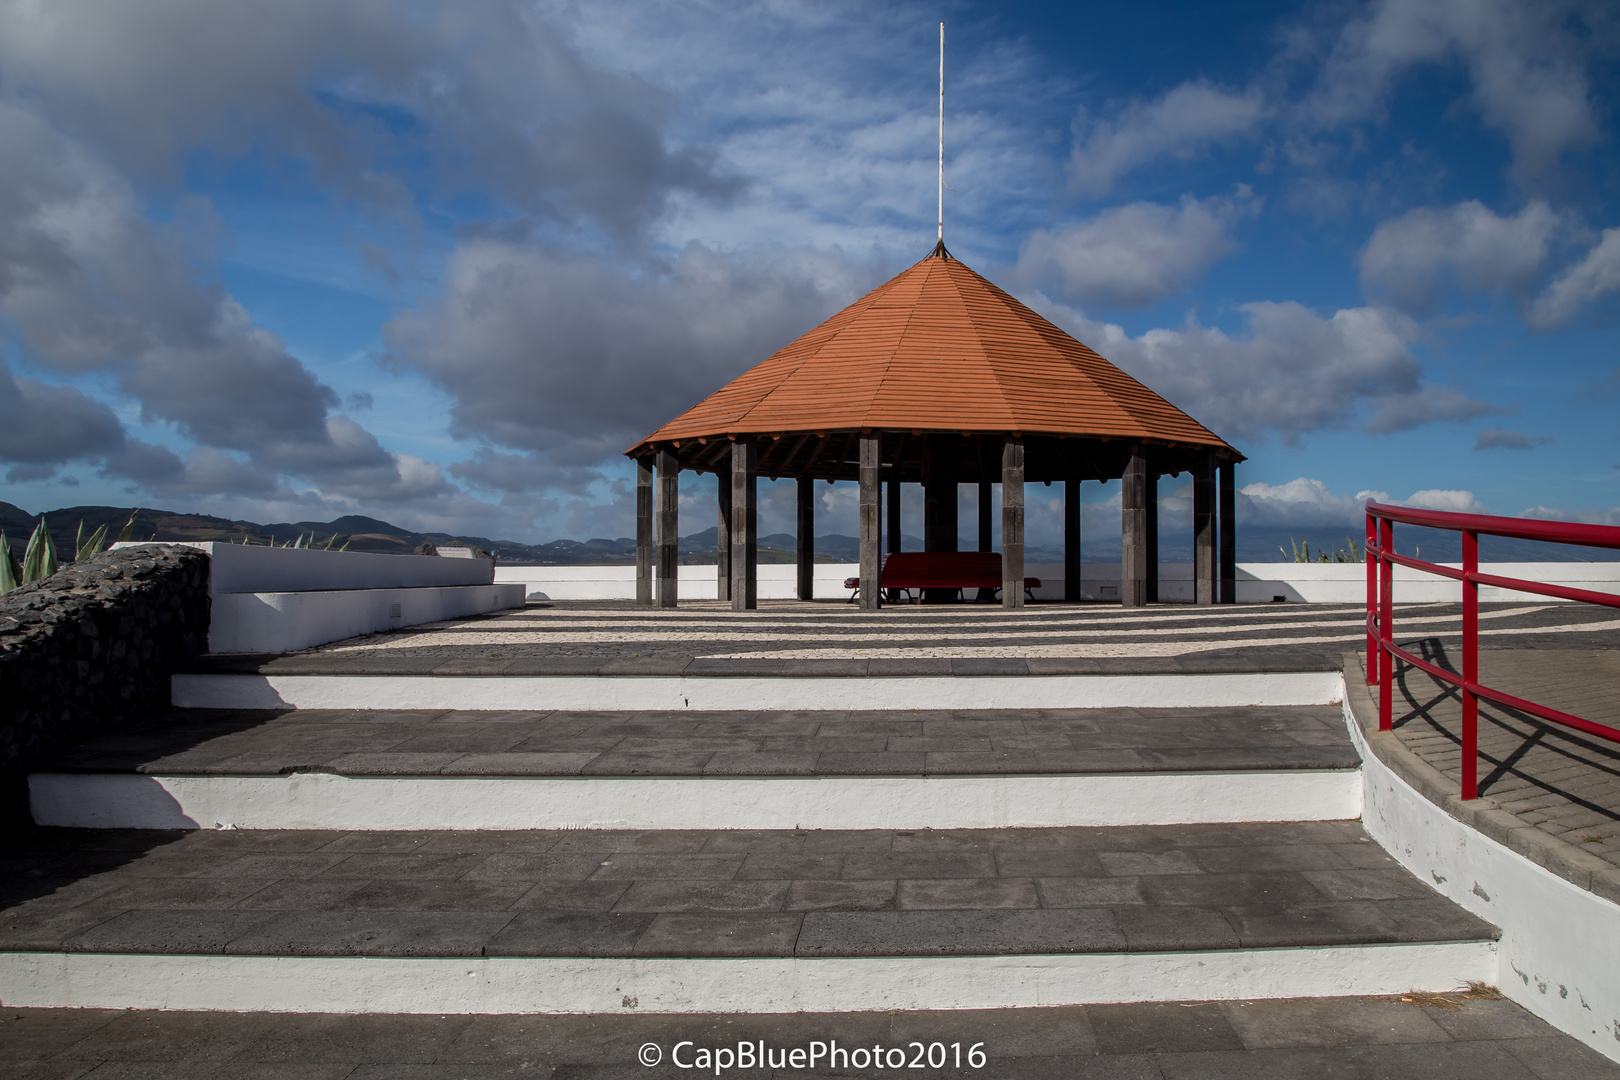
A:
1068;82;1267;197
1359;201;1560;310
1239;478;1367;528
1015;190;1259;309
0;359;126;469
385;239;882;467
1528;227;1620;328
0;0;740;237
1360;487;1491;515
1473;427;1551;450
1034;297;1505;444
1521;504;1620;526
1302;0;1603;182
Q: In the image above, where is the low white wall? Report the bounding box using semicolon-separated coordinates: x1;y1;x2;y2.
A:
1344;681;1620;1063
117;541;493;594
498;561;1620;604
209;584;526;653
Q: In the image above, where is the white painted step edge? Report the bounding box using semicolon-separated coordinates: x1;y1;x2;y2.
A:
0;942;1496;1015
29;770;1364;832
171;671;1345;712
1343;683;1620;1064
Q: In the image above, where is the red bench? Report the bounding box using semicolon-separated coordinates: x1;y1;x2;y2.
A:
844;552;1041;603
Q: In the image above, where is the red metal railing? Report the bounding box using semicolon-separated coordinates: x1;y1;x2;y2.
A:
1365;500;1620;799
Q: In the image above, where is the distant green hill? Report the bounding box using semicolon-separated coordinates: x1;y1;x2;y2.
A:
3;501;1614;566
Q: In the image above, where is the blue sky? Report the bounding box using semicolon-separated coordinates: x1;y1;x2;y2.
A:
1;0;1617;549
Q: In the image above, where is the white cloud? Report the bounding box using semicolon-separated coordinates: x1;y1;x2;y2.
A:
1015;191;1259;309
1302;0;1602;183
1359;201;1560;310
385;238;882;465
1032;296;1504;444
1240;478;1366;528
1362;488;1490;515
1068;81;1267;197
1528;227;1620;328
1520;505;1620;526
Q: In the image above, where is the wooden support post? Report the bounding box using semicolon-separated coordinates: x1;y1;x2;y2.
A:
1146;473;1160;604
886;471;902;603
1121;443;1147;608
730;439;757;611
1219;460;1236;604
1194;450;1215;606
1064;477;1080;602
858;433;883;611
635;456;654;607
922;438;957;603
716;472;732;603
656;449;679;609
1002;438;1025;610
978;477;993;551
796;475;814;601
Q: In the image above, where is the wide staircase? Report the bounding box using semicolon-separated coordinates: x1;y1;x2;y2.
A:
3;622;1507;1021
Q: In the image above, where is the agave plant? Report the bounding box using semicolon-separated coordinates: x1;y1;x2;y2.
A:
20;518;59;584
0;532;20;595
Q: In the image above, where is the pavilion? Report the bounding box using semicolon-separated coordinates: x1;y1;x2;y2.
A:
624;241;1242;610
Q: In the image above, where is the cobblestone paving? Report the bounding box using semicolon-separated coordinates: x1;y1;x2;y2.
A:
0;822;1493;959
47;706;1357;778
1379;648;1620;869
3;994;1616;1079
263;601;1620;669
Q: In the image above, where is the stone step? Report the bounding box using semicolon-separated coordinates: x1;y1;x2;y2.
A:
170;652;1345;713
29;706;1364;830
0;822;1498;1014
17;993;1615;1076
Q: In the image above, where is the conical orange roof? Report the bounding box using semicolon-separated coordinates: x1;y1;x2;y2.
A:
628;245;1236;457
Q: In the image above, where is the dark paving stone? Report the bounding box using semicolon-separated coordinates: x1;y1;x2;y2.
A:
484;912;655;957
895;877;1040;910
783;879;898;911
225;911;514;957
611;879;790;912
1219;995;1449;1048
634;912;803;956
1089;1001;1244;1054
1113;905;1242;950
795;909;1126;956
62;909;278;954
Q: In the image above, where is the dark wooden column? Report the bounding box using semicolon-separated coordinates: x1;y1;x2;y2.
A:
886;470;902;603
656;449;679;608
730;438;757;611
978;477;993;551
796;476;814;601
858;433;883;611
1219;459;1236;605
1194;450;1215;606
716;472;732;603
923;438;957;603
1146;473;1160;603
1001;437;1025;610
922;439;958;553
1064;477;1080;602
1121;443;1147;608
635;456;654;607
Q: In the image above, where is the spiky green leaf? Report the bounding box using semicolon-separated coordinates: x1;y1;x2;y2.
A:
21;518;59;584
0;533;19;594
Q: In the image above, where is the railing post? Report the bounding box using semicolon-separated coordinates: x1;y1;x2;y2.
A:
1378;517;1394;732
1462;528;1479;800
1365;511;1377;685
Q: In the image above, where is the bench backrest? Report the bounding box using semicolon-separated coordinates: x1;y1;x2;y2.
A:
880;551;1004;588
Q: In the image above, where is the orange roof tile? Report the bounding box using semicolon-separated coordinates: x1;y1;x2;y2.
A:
627;246;1236;457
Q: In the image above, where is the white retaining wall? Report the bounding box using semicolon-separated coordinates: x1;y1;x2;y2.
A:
498;561;1620;604
115;542;522;653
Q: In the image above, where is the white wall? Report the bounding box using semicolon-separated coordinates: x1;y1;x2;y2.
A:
209;584;526;653
498;561;1620;604
115;541;493;594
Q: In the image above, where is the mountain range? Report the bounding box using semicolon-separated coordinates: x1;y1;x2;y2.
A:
2;502;1613;566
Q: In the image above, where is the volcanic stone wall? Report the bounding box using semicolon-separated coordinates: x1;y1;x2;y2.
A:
0;545;210;828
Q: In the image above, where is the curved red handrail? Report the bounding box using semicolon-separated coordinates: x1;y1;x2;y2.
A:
1364;501;1620;800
